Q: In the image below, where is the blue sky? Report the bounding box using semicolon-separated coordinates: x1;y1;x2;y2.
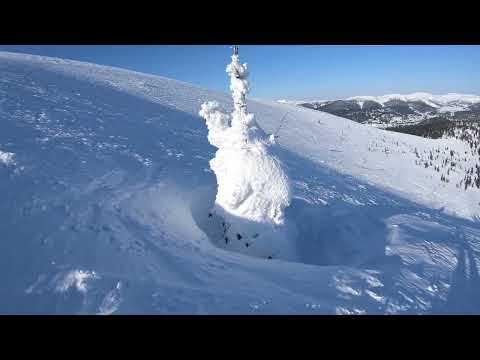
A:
1;45;479;100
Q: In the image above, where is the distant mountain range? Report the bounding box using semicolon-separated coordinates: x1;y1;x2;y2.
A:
285;93;480;128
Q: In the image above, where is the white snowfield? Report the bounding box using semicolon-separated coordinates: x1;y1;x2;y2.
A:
277;99;313;105
1;51;479;314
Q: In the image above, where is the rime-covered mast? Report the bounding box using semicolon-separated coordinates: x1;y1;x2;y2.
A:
225;45;263;145
226;45;250;115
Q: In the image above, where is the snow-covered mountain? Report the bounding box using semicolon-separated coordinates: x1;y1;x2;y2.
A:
1;52;480;314
298;93;480;128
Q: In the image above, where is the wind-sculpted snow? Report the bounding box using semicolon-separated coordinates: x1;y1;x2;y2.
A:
1;51;480;314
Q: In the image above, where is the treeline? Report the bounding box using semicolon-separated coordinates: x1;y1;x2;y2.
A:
388;118;453;139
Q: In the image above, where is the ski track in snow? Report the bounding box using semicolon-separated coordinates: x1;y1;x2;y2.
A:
1;51;480;314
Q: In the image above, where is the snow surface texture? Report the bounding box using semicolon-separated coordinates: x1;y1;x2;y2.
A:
1;51;480;314
199;55;293;260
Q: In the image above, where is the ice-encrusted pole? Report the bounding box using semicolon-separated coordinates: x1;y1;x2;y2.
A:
224;46;262;144
227;46;248;112
199;46;294;260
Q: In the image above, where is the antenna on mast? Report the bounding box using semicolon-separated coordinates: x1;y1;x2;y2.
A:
233;45;239;56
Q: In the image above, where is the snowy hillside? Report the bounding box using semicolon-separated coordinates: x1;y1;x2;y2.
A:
1;52;479;314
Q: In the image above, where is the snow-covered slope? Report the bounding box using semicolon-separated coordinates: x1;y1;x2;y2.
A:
1;52;480;314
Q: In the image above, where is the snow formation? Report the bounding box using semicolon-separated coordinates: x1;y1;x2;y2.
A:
199;53;293;260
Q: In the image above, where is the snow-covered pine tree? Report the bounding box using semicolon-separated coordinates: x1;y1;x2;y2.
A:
199;46;295;260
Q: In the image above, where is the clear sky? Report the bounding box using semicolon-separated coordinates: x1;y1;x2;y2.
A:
0;45;479;101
